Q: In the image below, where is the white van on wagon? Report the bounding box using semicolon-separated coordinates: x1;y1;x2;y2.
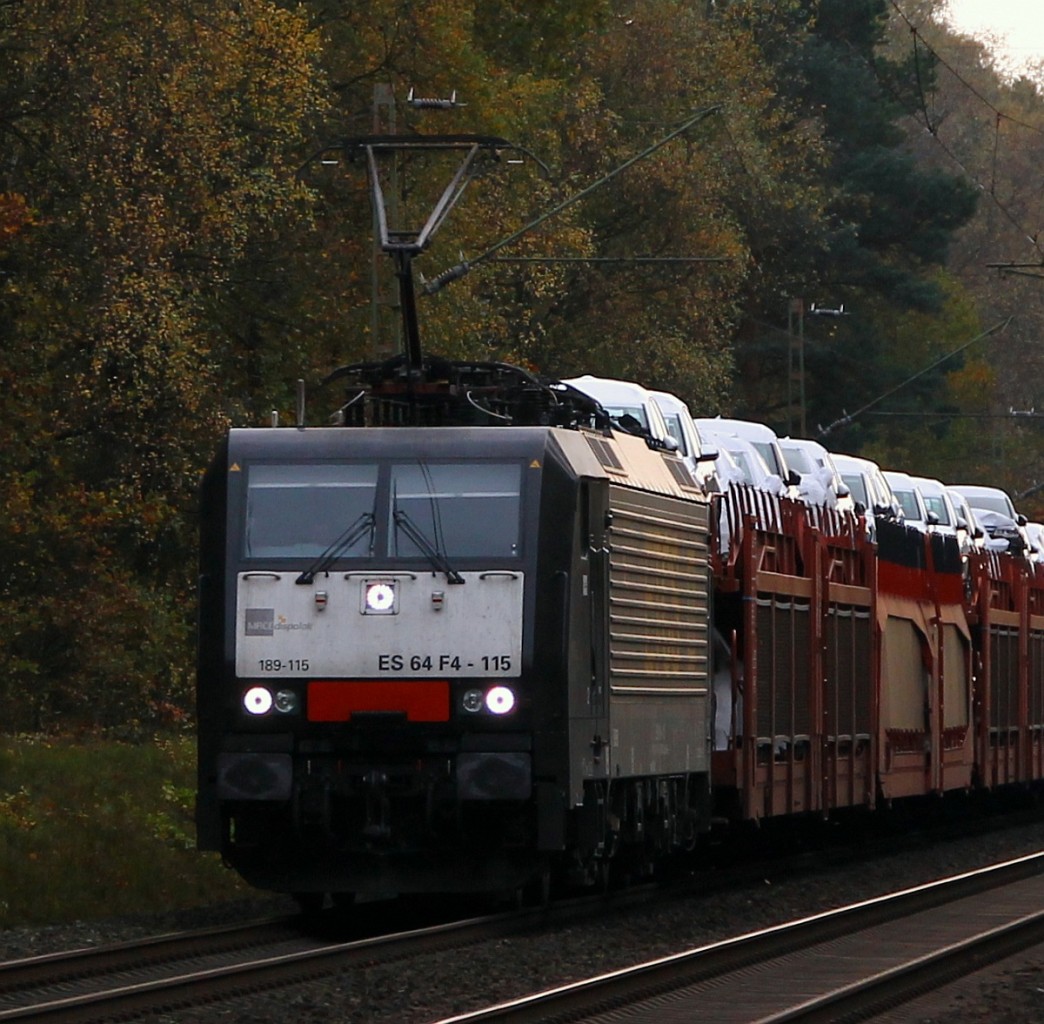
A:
695;420;785;496
560;375;674;445
697;417;796;488
831;452;902;527
778;436;853;512
694;417;801;499
649;390;727;493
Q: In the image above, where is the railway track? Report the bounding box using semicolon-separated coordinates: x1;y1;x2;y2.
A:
0;884;671;1024
0;903;547;1023
427;851;1044;1023
3;810;1041;1023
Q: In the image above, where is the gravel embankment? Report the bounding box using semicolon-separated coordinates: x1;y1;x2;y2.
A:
4;820;1044;1023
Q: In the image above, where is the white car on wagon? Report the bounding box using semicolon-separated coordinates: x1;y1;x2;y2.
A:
884;471;930;530
910;475;961;540
831;452;901;523
948;484;1028;555
779;436;853;512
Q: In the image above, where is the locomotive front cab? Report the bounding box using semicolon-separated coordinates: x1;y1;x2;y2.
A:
198;426;563;896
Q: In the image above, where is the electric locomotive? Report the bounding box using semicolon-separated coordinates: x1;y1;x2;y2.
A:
196;357;715;902
195;130;718;902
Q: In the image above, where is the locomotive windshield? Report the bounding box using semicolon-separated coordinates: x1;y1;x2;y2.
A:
243;464;379;558
241;459;522;561
390;462;521;559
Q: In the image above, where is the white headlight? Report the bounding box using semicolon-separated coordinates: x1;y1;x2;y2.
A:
462;689;484;713
274;689;298;713
485;685;516;716
363;580;397;614
244;686;273;715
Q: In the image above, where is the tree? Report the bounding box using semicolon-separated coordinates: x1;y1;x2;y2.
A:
729;0;979;438
0;0;328;729
874;4;1044;495
451;0;833;413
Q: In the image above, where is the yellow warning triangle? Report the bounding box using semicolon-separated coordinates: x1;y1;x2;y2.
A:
230;462;242;472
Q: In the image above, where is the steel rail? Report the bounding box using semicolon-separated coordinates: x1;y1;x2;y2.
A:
0;907;544;1024
756;908;1044;1022
0;885;667;1024
427;851;1044;1023
0;917;299;994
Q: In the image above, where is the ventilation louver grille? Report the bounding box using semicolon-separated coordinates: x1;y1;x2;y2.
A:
587;436;624;471
664;457;697;489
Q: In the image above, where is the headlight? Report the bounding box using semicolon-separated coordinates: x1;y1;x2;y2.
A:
244;686;273;715
274;689;299;714
462;689;484;713
363;579;397;614
485;685;516;716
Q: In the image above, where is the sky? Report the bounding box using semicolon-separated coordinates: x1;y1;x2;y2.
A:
944;0;1044;77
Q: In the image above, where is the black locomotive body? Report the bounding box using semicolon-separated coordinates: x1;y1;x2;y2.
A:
196;421;713;899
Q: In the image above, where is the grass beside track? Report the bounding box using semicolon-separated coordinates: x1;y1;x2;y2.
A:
0;733;249;928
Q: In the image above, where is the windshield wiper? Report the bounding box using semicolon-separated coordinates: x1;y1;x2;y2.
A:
393;508;465;584
296;512;376;584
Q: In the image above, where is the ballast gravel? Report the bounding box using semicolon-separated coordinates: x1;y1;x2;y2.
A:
4;819;1044;1023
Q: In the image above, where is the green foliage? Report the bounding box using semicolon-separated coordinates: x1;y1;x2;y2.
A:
472;0;611;75
815;272;985;460
0;735;248;926
727;0;981;440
